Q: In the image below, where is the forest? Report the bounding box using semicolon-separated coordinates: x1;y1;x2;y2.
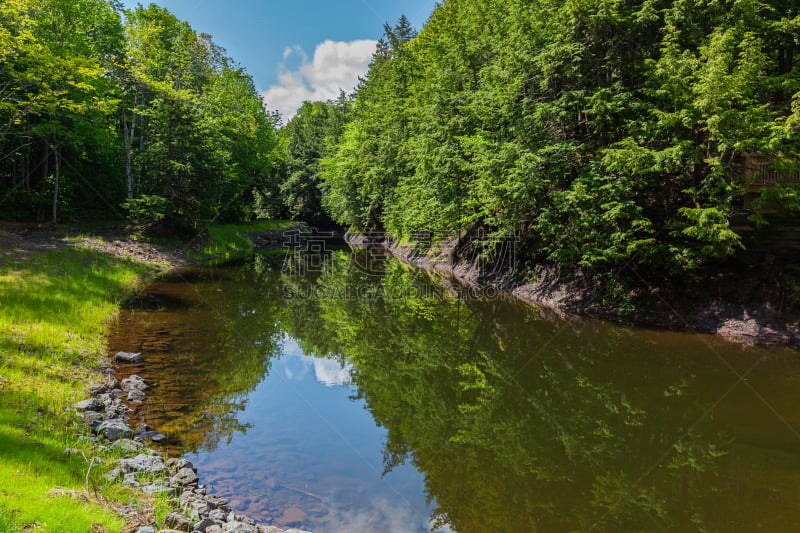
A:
2;0;800;271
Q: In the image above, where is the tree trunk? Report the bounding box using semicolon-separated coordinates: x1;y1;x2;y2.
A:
52;140;60;224
123;105;136;200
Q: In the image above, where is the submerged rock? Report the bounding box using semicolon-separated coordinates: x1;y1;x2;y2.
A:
122;374;148;391
128;389;146;402
114;351;144;364
135;429;168;443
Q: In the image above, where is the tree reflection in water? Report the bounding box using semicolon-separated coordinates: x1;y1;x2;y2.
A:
110;249;800;532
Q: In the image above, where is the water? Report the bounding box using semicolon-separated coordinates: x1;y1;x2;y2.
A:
109;248;800;532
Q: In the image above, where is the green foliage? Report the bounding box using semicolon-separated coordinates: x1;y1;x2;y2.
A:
314;1;800;271
0;0;282;231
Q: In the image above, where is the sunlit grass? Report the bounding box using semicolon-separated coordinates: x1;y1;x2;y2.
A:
0;246;155;532
194;219;294;262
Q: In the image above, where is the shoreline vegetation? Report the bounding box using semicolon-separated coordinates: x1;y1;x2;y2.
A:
0;222;301;533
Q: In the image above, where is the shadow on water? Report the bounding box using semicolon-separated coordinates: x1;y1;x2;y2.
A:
109;248;800;532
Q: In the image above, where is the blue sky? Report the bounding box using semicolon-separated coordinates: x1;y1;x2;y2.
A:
120;0;439;120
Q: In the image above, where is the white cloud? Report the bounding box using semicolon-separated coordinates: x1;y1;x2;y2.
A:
263;39;377;122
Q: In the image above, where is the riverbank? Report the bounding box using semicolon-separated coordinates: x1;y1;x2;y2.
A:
348;232;800;348
0;222;305;533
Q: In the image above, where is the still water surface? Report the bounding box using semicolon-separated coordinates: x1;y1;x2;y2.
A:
109;248;800;532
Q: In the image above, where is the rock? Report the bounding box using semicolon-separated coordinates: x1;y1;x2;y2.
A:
223;523;255;533
121;375;148;391
135;430;168;443
114;351;143;364
191;518;218;532
207;509;226;522
157;530;186;533
166;512;192;531
122;473;140;486
97;419;133;441
205;527;224;533
283;530;312;533
136;527;156;533
142;483;176;497
73;398;104;411
205;495;230;512
111;438;143;454
128;389;146;402
119;453;165;474
171;467;199;486
81;410;104;430
103;467;122;482
256;528;283;533
167;458;196;472
106;398;132;419
226;512;254;525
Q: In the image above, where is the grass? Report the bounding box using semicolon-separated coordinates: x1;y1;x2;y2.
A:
193;219;294;263
0;243;159;532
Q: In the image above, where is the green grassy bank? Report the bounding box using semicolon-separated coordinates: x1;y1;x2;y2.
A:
0;220;295;532
0;240;163;532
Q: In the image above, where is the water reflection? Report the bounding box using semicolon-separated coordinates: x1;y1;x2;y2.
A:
109;249;800;532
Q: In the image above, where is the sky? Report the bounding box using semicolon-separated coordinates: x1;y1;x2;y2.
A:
119;0;439;121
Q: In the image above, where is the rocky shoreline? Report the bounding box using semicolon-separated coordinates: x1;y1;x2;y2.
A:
73;353;313;533
347;232;800;348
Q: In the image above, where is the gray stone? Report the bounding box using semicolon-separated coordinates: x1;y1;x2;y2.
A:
136;527;156;533
114;351;143;364
135;429;168;443
142;483;176;497
103;467;122;482
182;497;208;521
167;458;196;472
97;419;133;441
207;509;226;522
257;528;285;533
204;495;230;512
81;410;104;430
171;467;199;486
156;530;186;533
111;438;143;454
122;473;140;486
225;512;253;525
119;453;165;474
192;518;218;532
73;398;104;411
283;530;312;533
128;389;146;402
205;527;224;533
121;375;148;391
224;523;255;533
166;512;192;531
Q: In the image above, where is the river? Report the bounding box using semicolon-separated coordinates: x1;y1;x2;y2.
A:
108;246;800;532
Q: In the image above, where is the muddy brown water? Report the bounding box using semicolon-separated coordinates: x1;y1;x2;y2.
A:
108;248;800;532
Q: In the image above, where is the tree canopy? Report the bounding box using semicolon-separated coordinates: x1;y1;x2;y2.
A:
0;0;282;232
288;0;800;271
